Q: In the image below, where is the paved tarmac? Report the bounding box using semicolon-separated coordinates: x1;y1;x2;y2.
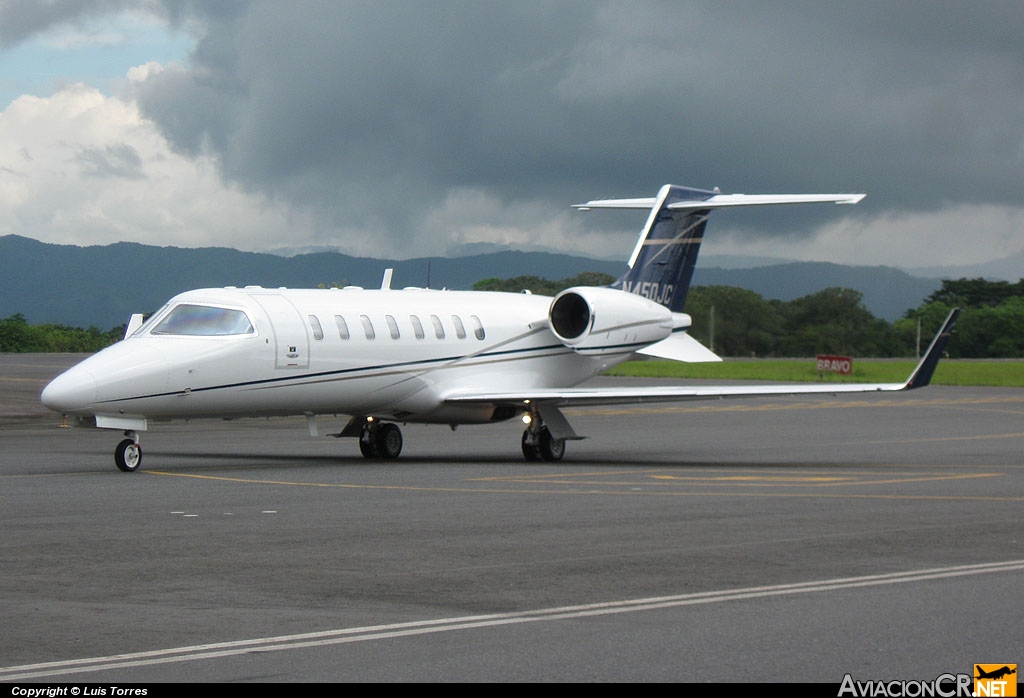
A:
1;354;1021;682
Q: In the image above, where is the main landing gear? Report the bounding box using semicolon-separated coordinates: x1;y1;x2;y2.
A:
358;419;403;459
521;419;565;462
114;430;142;472
351;414;565;461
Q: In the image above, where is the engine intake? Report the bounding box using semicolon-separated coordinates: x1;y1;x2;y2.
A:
549;291;593;342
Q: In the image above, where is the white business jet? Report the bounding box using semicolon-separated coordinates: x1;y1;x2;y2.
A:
41;184;959;471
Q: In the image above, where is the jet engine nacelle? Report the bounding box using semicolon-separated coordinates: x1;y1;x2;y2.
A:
548;286;674;352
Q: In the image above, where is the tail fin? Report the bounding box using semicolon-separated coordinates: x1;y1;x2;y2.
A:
613;184;715;312
575;185;865;313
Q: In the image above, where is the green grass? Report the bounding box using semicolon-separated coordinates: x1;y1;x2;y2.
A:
605;359;1024;387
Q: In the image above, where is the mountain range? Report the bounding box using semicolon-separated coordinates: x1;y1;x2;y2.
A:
0;234;962;329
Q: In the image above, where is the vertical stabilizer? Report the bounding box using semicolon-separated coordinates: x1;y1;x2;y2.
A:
612;184;716;312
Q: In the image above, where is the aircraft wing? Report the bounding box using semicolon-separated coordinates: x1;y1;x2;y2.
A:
445;309;959;409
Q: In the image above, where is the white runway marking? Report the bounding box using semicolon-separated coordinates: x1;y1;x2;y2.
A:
3;559;1022;680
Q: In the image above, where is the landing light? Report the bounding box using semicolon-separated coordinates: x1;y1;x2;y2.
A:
522;414;532;425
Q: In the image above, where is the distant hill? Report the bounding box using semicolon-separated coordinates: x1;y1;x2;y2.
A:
1;235;940;328
693;262;941;321
0;235;622;328
906;248;1024;283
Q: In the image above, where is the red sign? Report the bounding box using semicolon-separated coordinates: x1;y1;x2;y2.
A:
816;355;852;375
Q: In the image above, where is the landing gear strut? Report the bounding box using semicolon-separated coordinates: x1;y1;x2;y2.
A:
114;430;142;472
521;413;565;462
358;420;403;459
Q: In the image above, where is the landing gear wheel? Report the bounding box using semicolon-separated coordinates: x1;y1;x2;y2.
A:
359;420;379;459
375;423;403;459
358;434;379;458
539;428;565;461
521;429;542;462
115;438;142;472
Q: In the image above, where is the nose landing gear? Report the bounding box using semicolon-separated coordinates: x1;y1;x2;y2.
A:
114;431;142;472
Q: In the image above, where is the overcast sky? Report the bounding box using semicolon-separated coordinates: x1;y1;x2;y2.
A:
1;1;1022;267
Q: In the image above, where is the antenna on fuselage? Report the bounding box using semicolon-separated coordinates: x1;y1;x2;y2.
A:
380;268;394;290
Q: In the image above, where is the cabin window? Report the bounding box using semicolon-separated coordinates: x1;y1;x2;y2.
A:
452;315;467;339
334;315;350;340
308;315;324;340
470;315;485;340
152;304;254;336
360;314;375;340
410;315;425;340
430;314;445;339
385;314;400;339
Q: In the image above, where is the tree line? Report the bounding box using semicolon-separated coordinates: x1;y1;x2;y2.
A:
691;280;1024;358
2;276;1021;357
898;279;1024;359
0;313;124;353
475;275;1024;358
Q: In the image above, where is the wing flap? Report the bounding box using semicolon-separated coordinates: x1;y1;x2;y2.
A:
445;380;907;409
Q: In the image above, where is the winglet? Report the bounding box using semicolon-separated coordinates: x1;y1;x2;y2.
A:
902;308;960;389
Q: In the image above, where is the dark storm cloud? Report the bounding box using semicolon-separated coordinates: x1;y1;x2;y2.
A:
6;1;1021;249
134;2;595;233
0;0;157;47
129;0;1023;245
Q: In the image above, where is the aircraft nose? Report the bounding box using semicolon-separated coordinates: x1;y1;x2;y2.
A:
41;366;98;414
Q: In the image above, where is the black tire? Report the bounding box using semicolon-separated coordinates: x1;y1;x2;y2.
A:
359;432;378;458
521;429;542;461
375;423;403;459
539;428;565;461
114;438;142;472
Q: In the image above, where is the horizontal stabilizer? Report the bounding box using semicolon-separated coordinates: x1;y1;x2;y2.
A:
574;192;865;211
573;197;657;210
668;192;865;210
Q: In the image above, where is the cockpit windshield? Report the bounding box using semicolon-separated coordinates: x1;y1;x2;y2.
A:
151;304;254;336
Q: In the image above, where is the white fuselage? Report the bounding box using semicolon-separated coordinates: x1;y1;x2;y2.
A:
38;184;878;469
41;285;670;428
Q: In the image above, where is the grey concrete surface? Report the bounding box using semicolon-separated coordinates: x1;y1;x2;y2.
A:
1;354;1021;681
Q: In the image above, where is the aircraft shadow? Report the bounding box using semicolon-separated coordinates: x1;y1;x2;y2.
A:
145;450;854;470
